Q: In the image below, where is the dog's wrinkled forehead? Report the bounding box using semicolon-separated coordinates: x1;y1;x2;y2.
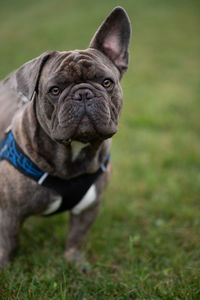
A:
47;49;118;83
59;52;96;80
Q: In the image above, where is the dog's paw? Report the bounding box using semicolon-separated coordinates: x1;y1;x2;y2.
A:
64;248;91;273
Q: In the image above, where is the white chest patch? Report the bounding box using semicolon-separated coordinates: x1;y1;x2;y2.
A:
70;141;89;161
71;184;97;215
42;194;62;215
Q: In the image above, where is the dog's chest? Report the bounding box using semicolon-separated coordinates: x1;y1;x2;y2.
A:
41;141;98;215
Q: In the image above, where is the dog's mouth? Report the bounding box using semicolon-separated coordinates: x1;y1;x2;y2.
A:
71;113;98;142
55;112;111;144
53;108;115;145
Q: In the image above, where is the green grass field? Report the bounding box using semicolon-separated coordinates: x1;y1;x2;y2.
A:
0;0;200;299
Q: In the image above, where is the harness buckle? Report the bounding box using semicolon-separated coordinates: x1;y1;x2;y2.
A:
38;172;49;185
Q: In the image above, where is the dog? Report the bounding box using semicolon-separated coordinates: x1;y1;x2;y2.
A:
0;7;131;267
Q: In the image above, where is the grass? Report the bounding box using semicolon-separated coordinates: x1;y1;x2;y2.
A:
0;0;200;298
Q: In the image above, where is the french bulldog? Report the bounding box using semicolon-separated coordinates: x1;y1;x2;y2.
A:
0;7;131;267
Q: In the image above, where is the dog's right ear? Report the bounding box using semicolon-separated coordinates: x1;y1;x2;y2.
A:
16;51;56;100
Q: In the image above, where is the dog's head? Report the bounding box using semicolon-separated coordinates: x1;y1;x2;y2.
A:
16;7;131;144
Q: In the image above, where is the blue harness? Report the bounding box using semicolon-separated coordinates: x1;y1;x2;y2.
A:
0;131;110;216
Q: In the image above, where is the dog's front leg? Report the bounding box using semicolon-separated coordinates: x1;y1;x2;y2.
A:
64;163;111;269
64;198;101;269
0;210;21;267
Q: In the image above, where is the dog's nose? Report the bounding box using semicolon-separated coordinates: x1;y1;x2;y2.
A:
73;89;94;101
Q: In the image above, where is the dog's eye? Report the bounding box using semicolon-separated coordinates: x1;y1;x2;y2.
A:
49;87;61;97
102;79;113;89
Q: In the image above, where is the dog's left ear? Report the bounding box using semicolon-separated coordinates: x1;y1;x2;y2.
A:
16;51;56;100
89;7;131;77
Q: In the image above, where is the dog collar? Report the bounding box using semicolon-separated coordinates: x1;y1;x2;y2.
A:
0;131;110;215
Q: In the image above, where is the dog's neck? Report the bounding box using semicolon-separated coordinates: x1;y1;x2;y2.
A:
11;100;111;179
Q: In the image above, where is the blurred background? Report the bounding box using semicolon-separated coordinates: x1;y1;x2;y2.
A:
0;0;199;298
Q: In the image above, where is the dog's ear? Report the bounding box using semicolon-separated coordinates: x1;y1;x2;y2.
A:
89;7;131;77
16;51;56;100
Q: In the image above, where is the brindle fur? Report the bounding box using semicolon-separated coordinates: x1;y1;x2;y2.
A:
0;7;131;267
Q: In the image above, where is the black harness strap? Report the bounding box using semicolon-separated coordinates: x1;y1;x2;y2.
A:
42;156;109;215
